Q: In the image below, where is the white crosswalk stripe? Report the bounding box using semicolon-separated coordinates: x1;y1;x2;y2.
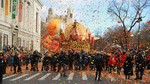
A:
52;73;60;80
4;72;90;81
24;73;40;81
10;74;29;81
82;73;88;80
38;73;51;80
3;74;17;80
67;73;74;80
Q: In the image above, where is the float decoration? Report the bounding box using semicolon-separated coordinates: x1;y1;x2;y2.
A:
41;19;94;53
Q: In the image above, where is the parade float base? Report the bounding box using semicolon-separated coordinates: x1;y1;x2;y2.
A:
62;41;90;52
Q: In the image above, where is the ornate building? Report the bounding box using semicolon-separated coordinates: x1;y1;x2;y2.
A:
0;0;43;52
46;8;73;24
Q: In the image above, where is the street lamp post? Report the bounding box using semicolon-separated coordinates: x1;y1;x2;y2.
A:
137;14;142;51
137;0;142;51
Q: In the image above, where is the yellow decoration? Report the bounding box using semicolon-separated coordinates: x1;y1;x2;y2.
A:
5;0;9;15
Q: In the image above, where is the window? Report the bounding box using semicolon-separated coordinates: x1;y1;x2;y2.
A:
9;0;11;12
70;14;72;18
30;40;33;51
27;41;29;50
1;0;4;8
17;37;21;47
3;34;8;46
36;12;38;33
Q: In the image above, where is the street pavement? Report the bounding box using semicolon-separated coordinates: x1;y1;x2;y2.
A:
2;63;150;84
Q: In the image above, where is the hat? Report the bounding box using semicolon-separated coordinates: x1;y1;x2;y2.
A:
0;51;3;56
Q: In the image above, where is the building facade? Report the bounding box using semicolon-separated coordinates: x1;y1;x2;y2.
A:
46;8;73;24
0;0;43;52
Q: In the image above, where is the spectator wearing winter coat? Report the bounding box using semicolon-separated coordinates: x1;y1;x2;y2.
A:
25;55;29;70
123;53;134;79
33;50;39;71
0;51;6;84
13;53;18;74
135;50;145;80
116;54;123;75
10;55;14;71
119;50;126;63
59;51;67;77
109;53;116;73
147;55;150;74
3;45;6;52
94;53;104;81
17;53;22;73
3;55;7;74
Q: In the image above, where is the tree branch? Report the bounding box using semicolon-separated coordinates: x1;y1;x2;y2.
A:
123;4;129;21
128;0;148;32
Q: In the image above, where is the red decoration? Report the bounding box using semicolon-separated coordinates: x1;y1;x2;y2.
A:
92;37;94;49
139;44;142;47
148;21;150;25
88;33;91;42
118;21;121;23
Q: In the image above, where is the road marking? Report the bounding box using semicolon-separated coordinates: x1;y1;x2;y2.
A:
3;74;17;80
67;73;74;80
38;73;51;80
82;73;88;80
10;74;28;81
24;73;40;81
52;73;60;80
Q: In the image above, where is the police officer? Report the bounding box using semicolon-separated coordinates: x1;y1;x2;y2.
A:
33;50;39;71
30;52;34;71
52;53;57;72
60;51;67;77
0;51;6;84
41;54;46;71
94;53;104;81
135;50;145;80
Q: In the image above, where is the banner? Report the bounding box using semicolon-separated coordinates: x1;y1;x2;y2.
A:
5;0;9;15
19;0;23;22
12;0;17;19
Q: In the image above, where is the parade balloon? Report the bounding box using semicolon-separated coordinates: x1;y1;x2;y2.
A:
47;19;61;35
41;34;53;44
41;34;53;49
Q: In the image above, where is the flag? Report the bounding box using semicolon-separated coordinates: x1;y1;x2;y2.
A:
18;0;23;22
12;0;17;19
5;0;9;15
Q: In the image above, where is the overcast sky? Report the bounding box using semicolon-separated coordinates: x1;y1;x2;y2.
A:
41;0;150;36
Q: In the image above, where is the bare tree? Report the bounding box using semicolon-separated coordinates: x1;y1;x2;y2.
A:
108;0;149;51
